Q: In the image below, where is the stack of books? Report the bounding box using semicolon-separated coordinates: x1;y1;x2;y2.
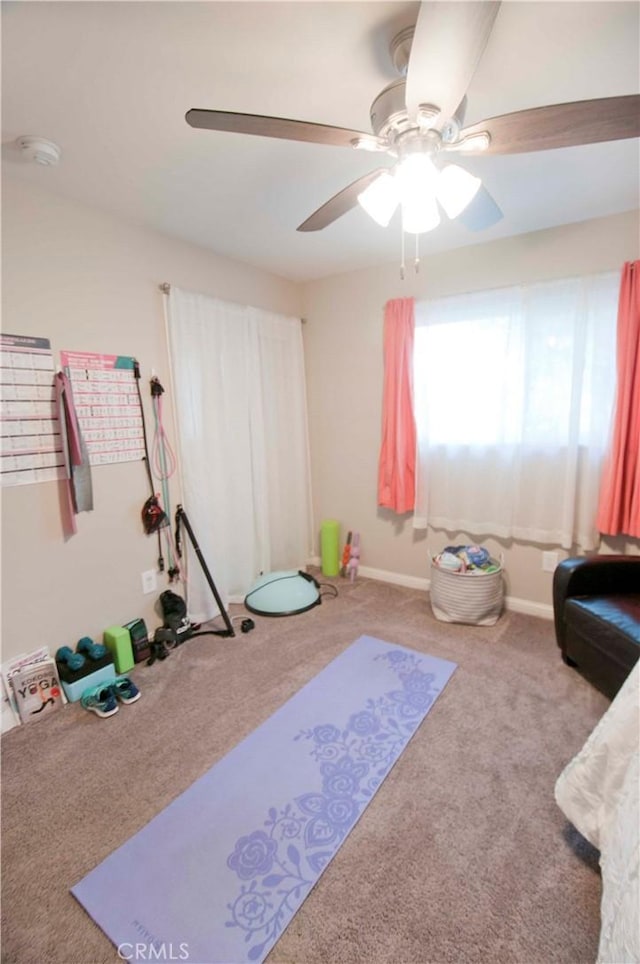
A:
1;647;65;731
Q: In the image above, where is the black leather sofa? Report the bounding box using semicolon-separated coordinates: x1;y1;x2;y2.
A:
553;555;640;699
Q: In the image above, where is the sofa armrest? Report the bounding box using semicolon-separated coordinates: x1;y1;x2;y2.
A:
553;556;640;650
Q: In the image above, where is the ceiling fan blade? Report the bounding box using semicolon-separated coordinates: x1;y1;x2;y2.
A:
297;169;390;232
457;95;640;155
186;109;380;150
405;1;501;125
458;185;503;231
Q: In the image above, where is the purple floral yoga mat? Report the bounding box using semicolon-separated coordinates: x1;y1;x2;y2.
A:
72;635;456;963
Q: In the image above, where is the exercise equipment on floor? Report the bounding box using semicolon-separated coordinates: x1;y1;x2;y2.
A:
243;570;338;617
55;639;116;703
174;504;235;639
145;505;240;664
244;570;322;617
320;519;340;576
103;626;135;674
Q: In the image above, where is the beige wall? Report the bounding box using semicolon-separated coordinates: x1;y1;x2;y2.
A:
301;211;640;614
2;178;638;667
1;176;301;662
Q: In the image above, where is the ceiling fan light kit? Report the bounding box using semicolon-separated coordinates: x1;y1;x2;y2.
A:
402;191;441;236
356;171;398;227
357;155;481;234
437;164;482;219
185;0;640;273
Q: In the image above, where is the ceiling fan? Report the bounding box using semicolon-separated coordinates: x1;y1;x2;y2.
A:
186;1;640;239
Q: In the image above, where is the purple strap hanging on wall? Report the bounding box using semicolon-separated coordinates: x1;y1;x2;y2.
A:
55;371;93;536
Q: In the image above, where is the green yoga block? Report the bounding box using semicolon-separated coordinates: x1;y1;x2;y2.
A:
103;626;134;674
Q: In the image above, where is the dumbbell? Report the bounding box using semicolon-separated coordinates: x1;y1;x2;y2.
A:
77;636;108;661
56;646;85;671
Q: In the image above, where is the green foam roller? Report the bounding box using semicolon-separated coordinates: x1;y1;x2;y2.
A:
321;519;340;577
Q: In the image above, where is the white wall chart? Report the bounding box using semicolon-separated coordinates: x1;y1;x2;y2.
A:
0;333;65;487
60;351;145;466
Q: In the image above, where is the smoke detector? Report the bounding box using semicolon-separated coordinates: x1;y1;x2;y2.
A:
16;136;61;166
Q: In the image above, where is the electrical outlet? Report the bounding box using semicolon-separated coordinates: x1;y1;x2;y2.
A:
141;569;157;594
542;551;559;573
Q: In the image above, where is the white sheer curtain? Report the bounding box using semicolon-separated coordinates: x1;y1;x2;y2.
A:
166;287;313;621
413;272;619;549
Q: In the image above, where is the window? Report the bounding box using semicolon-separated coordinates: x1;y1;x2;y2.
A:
412;272;618;549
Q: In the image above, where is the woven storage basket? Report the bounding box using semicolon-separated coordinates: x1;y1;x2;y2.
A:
429;557;504;626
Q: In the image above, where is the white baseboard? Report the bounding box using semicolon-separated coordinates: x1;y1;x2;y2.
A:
502;596;554;620
309;558;553;620
358;565;430;592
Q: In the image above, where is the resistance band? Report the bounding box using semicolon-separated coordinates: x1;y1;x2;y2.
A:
134;360;166;571
150;376;182;583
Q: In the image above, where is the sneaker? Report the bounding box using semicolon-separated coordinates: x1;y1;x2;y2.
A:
81;684;118;718
111;676;141;705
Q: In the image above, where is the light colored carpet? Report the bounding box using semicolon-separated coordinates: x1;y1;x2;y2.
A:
1;573;609;964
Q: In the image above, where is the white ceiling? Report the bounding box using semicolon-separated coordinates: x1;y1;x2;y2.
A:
2;1;639;283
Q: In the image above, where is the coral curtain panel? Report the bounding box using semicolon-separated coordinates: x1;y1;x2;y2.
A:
378;297;417;513
597;260;640;538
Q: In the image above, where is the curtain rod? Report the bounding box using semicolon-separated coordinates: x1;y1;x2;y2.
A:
158;281;306;322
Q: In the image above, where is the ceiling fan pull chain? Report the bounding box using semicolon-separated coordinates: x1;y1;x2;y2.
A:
400;229;406;281
414;234;420;274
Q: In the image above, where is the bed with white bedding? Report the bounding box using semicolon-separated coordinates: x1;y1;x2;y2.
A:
555;661;639;964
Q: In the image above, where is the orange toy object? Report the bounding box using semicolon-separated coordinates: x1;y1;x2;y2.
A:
340;531;352;577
